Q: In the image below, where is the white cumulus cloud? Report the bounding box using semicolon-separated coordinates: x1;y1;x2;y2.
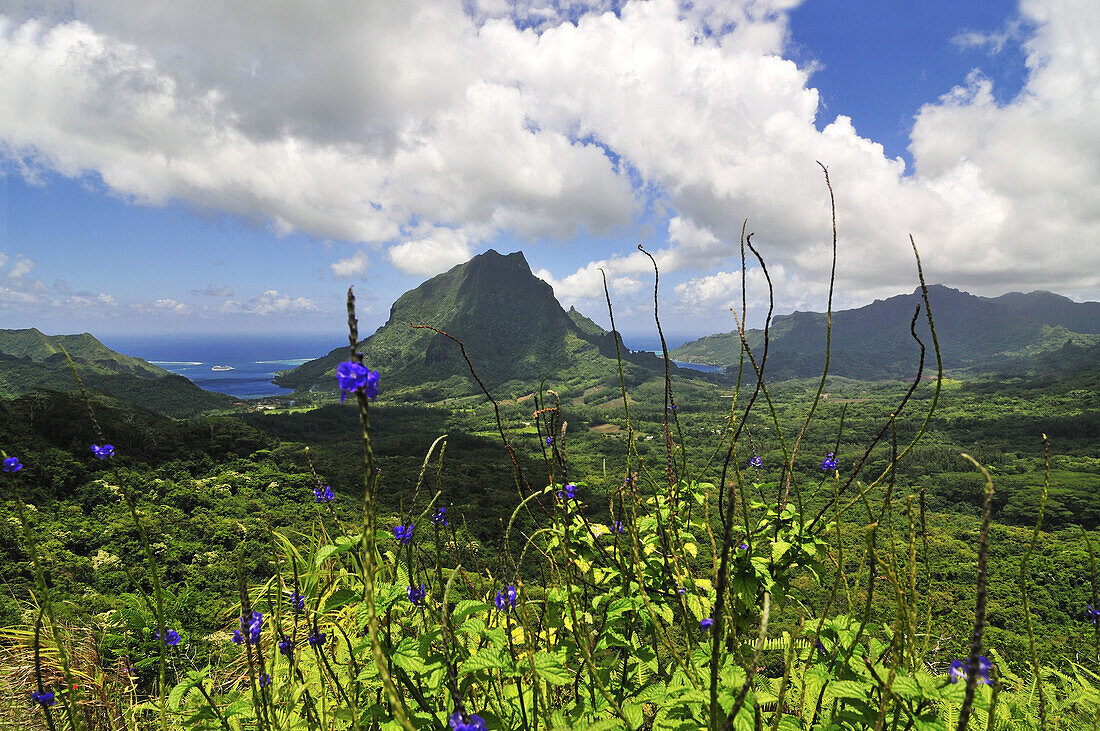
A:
388;228;473;277
221;290;317;316
330;250;371;279
0;0;1095;323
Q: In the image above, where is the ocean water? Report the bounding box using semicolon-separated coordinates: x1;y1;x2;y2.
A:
101;334;341;399
672;360;725;373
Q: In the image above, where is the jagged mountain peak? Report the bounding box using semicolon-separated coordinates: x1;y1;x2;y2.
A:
278;249;667;394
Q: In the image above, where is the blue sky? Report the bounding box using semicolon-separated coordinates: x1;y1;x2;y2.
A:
1;0;1096;346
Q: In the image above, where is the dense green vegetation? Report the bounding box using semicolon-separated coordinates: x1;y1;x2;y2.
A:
3;255;1100;728
2;337;1100;727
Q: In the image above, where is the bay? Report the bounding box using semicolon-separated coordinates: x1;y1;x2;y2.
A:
101;333;340;399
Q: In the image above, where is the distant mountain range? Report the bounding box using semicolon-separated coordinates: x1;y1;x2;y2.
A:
276;250;672;397
7;260;1099;417
0;328;235;417
670;286;1100;380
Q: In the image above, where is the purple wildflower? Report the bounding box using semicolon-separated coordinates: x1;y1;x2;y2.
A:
750;455;762;469
231;611;263;645
336;361;379;403
449;711;488;731
432;507;448;526
407;584;427;607
259;674;272;688
2;457;22;473
91;444;114;459
306;630;326;648
821;453;838;471
157;629;180;646
290;592;305;613
313;485;334;503
949;656;992;685
557;483;576;501
1088;605;1100;625
700;618;714;630
393;524;415;545
494;586;518;612
278;636;294;656
31;690;55;707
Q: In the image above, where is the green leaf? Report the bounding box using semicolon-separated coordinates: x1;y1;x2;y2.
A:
451;599;491;625
622;702;644;729
323;587;359;614
460;647;508;674
313;537;361;567
532;650;572;686
391;636;427;675
824;680;872;702
168;667;208;710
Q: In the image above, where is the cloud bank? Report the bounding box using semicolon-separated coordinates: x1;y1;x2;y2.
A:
0;0;1097;320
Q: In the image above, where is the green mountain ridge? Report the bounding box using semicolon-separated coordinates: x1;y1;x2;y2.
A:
276;249;674;397
0;327;170;377
671;284;1100;380
0;327;236;417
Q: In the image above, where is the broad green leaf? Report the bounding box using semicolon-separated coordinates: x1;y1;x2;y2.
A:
323;587;359;613
622;702;644;729
460;647;508;674
391;636;427;675
451;600;491;625
531;650;572;686
824;680;871;702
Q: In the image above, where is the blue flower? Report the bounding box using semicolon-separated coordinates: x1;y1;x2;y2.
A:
449;711;488;731
494;585;518;612
92;444;114;459
290;592;305;614
306;630;326;648
336;361;379;403
700;618;714;630
432;507;448;526
545;436;553;446
278;636;294;656
949;656;992;685
750;455;762;469
612;520;625;534
407;584;427;607
31;690;55;707
259;674;272;688
821;453;838;471
232;611;263;645
393;524;415;545
557;483;576;501
1087;605;1100;625
157;629;180;646
738;542;749;550
2;457;22;473
313;485;334;503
